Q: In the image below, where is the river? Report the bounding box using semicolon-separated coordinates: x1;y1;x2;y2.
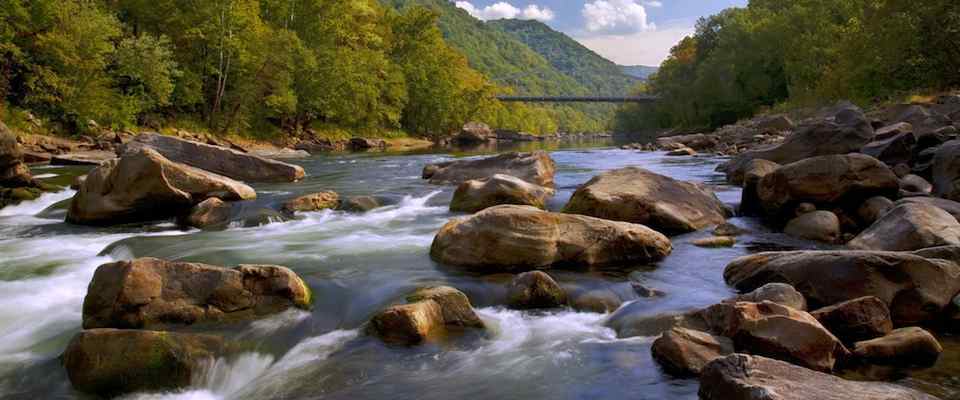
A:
0;140;956;399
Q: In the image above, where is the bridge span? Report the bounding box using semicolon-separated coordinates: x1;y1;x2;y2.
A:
496;95;658;103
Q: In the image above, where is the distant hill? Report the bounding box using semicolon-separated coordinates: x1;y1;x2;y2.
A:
488;19;639;96
620;65;659;80
382;0;587;96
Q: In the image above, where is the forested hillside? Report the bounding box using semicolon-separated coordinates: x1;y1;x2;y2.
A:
620;65;659;80
488;19;638;96
614;0;960;132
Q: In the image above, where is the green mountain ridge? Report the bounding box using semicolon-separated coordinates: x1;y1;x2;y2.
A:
487;19;639;96
620;65;659;80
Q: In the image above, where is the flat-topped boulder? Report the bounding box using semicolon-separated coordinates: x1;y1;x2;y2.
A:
82;257;311;329
67;148;255;225
652;327;734;376
702;301;848;372
430;205;672;271
563;167;729;235
699;354;941;400
63;329;226;397
848;203;960;251
810;296;892;345
423;151;556;187
450;174;555;213
718;105;875;184
369;286;484;345
724;250;960;325
756;154;899;219
121;132;305;182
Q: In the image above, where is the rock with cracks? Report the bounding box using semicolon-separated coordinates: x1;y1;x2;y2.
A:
652;327;734;376
369;286;484;345
848;203;960;251
423;151;556;187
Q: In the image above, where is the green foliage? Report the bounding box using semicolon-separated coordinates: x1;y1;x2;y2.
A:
616;0;960;133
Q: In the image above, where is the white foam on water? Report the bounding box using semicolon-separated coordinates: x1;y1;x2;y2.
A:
0;189;74;217
121;330;358;400
32;173;58;179
242;309;312;339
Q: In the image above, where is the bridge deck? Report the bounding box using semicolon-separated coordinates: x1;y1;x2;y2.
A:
496;95;658;103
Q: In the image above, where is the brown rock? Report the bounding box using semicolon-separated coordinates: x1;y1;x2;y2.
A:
666;146;697;156
756;154;899;219
348;137;386;151
852;327;942;366
848;203;960;251
810;296;892;344
731;283;807;311
564;167;729;234
606;309;709;338
121;132;305;182
932;140;960;201
341;195;382;212
861;130;915;166
724;250;960;325
82;257;311;329
783;211;840;243
66;148;256;225
182;197;231;230
455;122;494;144
699;353;941;400
370;286;484;345
702;301;848;372
571;289;623;313
713;223;747;236
451;174;555;213
423;151;556;187
431;205;672;271
63;329;226;397
506;271;566;309
857;196;894;225
740;159;781;216
897;196;960;221
901;174;933;194
282;191;340;214
691;236;736;248
50;150;116;165
652;327;734;376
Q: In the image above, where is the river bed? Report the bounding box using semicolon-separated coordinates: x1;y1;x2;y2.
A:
0;141;957;399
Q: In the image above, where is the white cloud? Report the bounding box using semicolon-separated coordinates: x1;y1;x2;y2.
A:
454;1;555;22
582;0;655;34
574;21;694;66
644;1;663;7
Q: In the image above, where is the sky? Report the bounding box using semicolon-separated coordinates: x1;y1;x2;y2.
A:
452;0;748;66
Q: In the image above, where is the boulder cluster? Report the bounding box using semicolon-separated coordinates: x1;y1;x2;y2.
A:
0;120;47;208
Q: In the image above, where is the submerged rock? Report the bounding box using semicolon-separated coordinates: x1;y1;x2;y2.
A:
282;191;340;214
369;286;484;345
852;327;942;366
121;132;305;182
702;301;848;372
809;296;892;345
66;148;255;225
691;236;736;248
606;308;709;338
450;174;555;213
652;327;734;376
699;353;941;400
848;203;960;251
430;205;672;271
564;167;729;235
423;151;556;187
82;257;311;329
506;271;567;309
724;250;960;325
63;329;226;397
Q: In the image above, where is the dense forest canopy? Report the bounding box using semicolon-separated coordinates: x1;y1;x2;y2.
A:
0;0;622;139
614;0;960;134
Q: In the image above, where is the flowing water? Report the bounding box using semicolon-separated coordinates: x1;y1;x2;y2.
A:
0;140;956;399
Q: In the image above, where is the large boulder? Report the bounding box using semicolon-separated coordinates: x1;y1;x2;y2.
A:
848;203;960;251
852;327;942;366
860;129;916;166
702;301;848;372
181;197;232;230
783;211;840;243
455;122;494;144
563;167;729;235
897;196;960;221
718;105;875;184
724;250;960;325
121;132;305;182
63;329;226;397
82;257;311;329
369;286;484;345
809;296;892;345
506;271;566;309
740;159;780;216
430;205;672;271
423;151;556;187
756;154;899;220
933;140;960;201
450;174;555;213
651;327;734;376
857;196;895;225
699;354;941;400
66;148;256;225
0;120;35;188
